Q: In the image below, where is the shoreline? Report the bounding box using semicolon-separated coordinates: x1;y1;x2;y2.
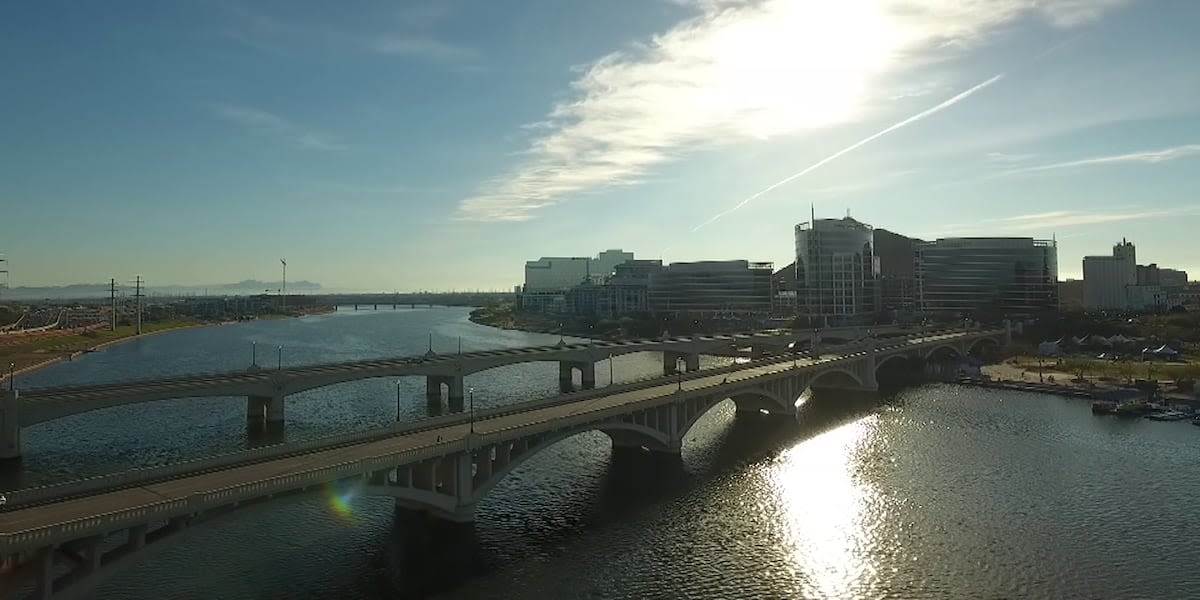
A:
2;308;335;384
2;321;220;383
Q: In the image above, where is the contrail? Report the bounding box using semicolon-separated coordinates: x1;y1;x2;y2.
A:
691;73;1005;232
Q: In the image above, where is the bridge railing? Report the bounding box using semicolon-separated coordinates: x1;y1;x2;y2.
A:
16;325;947;394
0;330;1002;550
3;330;994;507
3;351;800;507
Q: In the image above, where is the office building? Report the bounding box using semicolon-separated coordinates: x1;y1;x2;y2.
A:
521;249;636;313
917;237;1058;320
648;260;773;318
1083;239;1138;310
875;228;921;320
794;216;878;326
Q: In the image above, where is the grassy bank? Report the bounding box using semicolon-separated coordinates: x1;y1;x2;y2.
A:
0;318;203;376
1008;354;1199;384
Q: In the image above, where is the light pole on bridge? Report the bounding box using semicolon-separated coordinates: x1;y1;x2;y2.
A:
251;341;257;367
7;362;13;391
788;341;798;368
395;380;401;422
468;387;476;434
676;357;685;391
277;346;282;371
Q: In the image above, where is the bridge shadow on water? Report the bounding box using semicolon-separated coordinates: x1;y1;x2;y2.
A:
373;388;899;599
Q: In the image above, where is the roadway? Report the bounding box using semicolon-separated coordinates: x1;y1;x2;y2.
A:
0;330;975;537
0;354;828;535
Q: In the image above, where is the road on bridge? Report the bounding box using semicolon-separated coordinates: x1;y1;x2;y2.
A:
0;331;971;537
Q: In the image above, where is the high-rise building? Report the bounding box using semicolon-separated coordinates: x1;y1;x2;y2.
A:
917;237;1058;320
874;229;922;320
794;216;878;326
1083;240;1138;309
648;260;773;318
521;249;636;313
1160;268;1189;289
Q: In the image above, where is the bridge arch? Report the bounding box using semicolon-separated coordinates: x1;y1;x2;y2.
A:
806;368;866;390
467;422;671;507
922;343;963;362
967;336;1001;356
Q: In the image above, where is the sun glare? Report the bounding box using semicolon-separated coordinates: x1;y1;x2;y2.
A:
769;416;883;598
699;0;900;139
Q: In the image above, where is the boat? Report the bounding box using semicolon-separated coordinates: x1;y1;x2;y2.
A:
1193;418;1200;428
1091;401;1117;415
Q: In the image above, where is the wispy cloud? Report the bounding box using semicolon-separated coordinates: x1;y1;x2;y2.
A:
918;206;1195;239
214;104;346;151
692;73;1002;231
997;209;1180;230
456;0;1131;222
368;36;477;61
1005;144;1200;174
220;5;474;64
985;151;1037;164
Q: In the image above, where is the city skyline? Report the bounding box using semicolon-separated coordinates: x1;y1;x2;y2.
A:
2;0;1198;290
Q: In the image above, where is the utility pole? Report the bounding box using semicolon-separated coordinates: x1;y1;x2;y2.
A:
134;275;144;335
280;258;287;314
110;278;117;331
0;254;7;303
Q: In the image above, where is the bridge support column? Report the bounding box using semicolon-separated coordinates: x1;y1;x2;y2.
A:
426;376;444;413
246;395;268;430
558;361;574;392
0;390;20;460
579;362;596;390
663;351;680;375
864;336;879;391
33;547;53;600
662;352;698;374
265;393;284;425
448;376;464;413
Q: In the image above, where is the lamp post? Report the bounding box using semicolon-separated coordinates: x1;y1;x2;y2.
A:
277;345;282;371
7;362;13;391
251;341;257;367
788;341;798;368
395;380;401;422
677;357;684;390
468;387;476;434
609;353;615;385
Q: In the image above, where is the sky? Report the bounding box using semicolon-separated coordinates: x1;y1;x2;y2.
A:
2;0;1198;291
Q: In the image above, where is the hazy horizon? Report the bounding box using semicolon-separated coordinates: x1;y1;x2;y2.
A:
2;0;1198;289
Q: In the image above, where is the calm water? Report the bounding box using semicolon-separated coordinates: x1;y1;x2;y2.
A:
11;308;1200;599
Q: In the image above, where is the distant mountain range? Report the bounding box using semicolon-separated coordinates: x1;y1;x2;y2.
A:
1;280;322;300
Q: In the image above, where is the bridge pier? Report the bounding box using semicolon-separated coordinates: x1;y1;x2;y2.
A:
662;352;699;375
426;376;465;413
1;390;20;460
246;393;284;435
558;361;595;392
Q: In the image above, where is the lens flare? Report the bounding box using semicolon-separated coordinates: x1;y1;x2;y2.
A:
324;481;361;524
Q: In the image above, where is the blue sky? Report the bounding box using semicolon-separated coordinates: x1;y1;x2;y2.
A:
2;0;1197;291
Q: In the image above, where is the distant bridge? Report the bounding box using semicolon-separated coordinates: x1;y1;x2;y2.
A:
0;328;1006;600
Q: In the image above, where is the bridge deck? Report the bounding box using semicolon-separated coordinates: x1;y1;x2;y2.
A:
0;356;816;535
0;329;998;539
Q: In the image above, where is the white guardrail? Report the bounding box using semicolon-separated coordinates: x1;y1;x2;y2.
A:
0;329;997;549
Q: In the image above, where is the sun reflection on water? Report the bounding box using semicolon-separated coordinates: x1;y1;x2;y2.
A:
768;415;883;599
